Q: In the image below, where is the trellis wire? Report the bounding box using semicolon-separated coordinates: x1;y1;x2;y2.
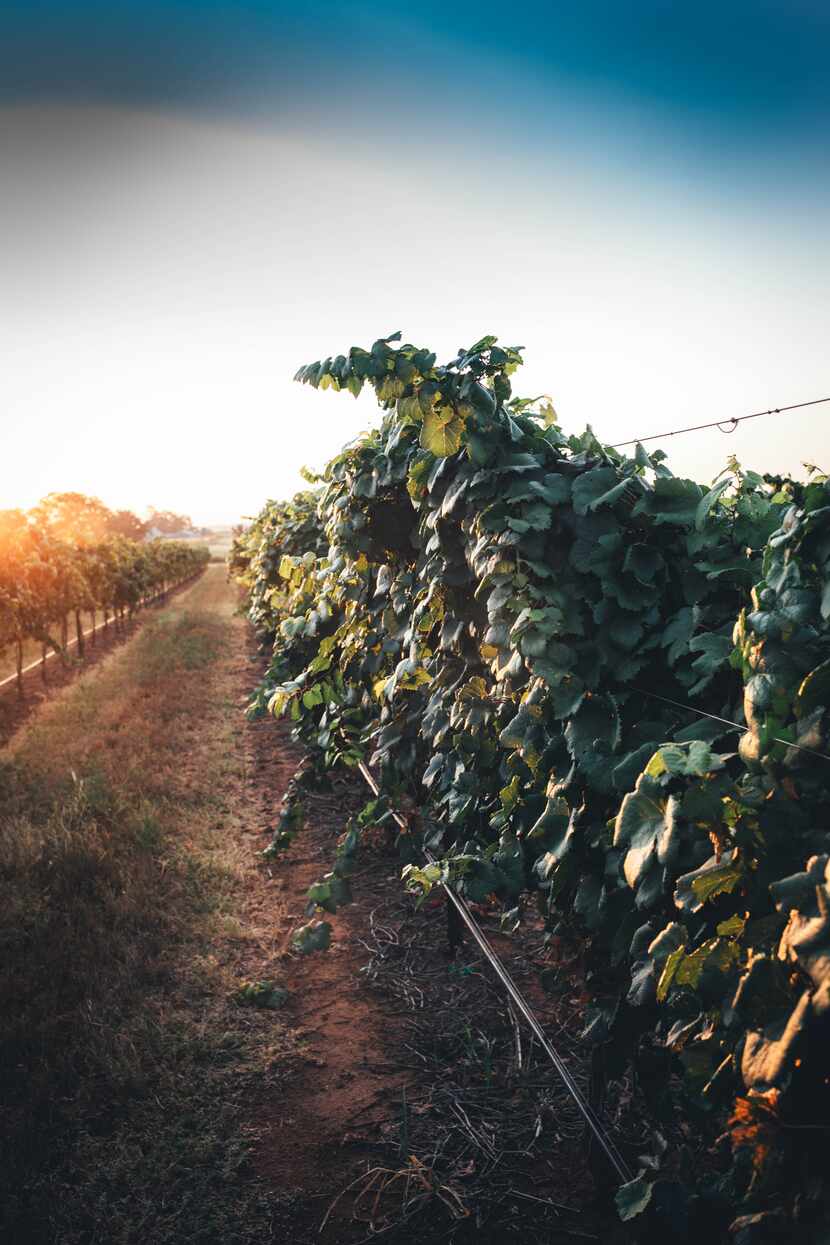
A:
634;687;830;765
610;396;830;450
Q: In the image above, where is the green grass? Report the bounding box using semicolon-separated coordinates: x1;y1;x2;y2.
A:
132;608;224;679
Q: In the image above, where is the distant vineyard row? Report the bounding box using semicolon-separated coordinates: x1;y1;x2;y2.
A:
233;333;830;1243
1;503;209;690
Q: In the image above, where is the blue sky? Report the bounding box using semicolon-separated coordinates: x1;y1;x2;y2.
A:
4;3;828;119
2;2;828;522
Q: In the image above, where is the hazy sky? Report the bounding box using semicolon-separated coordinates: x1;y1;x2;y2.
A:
2;2;829;524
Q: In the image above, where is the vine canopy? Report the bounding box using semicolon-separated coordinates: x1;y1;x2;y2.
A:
233;332;830;1239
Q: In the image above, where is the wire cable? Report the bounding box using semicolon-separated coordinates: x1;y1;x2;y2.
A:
356;681;830;1176
357;760;633;1184
610;396;830;451
633;687;830;765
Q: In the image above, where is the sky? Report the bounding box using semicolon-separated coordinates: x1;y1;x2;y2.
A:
1;2;829;525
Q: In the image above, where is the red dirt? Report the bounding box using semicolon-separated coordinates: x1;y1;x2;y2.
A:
234;622;609;1244
1;569;610;1242
238;630;414;1241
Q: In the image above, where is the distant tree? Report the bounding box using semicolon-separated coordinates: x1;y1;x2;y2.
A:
0;509;28;545
107;509;148;541
32;492;113;545
147;507;195;534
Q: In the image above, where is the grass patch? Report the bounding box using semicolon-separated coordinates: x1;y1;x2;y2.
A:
132;609;225;681
0;572;299;1244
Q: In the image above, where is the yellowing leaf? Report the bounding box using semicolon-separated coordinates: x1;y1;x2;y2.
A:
459;676;488;700
540;398;558;427
645;751;668;778
268;690;289;716
397;394;421;422
397;665;432;690
656;943;687;1001
433;403;457;428
420;409;464;457
717;913;747;938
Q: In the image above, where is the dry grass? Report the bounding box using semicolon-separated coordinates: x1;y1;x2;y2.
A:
0;568;299;1244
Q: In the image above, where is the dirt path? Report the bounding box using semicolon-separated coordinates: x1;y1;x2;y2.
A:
2;565;611;1244
235;602;610;1244
1;564;415;1244
236;622;417;1240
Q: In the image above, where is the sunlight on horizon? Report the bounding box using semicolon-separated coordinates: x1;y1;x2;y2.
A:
2;102;828;524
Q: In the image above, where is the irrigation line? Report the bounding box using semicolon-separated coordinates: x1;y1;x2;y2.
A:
634;687;830;765
610;396;830;450
356;760;633;1184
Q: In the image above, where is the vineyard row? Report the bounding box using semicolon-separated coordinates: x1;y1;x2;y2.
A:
232;333;830;1242
1;514;209;695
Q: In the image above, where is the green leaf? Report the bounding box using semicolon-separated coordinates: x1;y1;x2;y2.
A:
614;776;677;885
528;474;571;505
672;937;740;991
581;994;621;1043
466;334;499;354
521;500;554;530
694;476;731;530
565;694;620;789
674;853;743;913
656;942;687;1002
499;703;542;749
234;980;289;1009
616;1173;654;1221
292;920;332;953
528;796;572;859
687;632;733;691
717;913;746;937
642;476;703;527
645;740;723;778
662;605;698;665
573;872;604;930
623;543;665;584
571;467;620;517
588;477;636;512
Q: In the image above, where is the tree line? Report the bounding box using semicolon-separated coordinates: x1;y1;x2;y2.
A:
0;492;210;694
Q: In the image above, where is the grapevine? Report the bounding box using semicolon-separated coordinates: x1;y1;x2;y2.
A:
233;332;830;1239
0;512;209;693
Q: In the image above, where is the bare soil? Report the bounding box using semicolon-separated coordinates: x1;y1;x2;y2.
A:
237;621;618;1244
1;566;617;1244
237;635;418;1241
